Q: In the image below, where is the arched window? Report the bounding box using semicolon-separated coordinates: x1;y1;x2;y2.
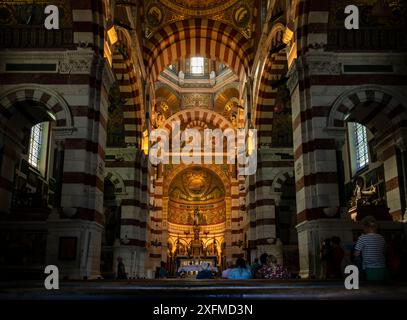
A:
191;57;204;75
353;123;369;171
28;122;50;175
348;122;370;175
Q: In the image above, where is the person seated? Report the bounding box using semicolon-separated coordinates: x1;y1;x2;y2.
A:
228;258;252;280
196;262;214;279
251;258;261;277
221;261;234;279
158;261;168;279
255;254;290;279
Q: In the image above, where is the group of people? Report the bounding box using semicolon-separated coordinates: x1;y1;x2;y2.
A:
220;253;290;280
116;216;404;282
321;216;405;281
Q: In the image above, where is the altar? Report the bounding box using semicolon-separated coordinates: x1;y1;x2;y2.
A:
176;257;218;277
168;208;224;277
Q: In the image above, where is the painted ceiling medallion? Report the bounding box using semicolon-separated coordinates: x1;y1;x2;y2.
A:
159;0;239;16
233;4;250;28
146;4;164;27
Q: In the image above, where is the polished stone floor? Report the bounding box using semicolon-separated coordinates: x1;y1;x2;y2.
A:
1;279;406;301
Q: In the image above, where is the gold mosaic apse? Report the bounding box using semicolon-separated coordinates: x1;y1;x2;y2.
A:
168;167;226;226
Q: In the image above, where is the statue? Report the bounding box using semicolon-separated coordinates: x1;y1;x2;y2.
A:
194;208;200;227
193;226;200;241
348;176;391;221
351;177;377;208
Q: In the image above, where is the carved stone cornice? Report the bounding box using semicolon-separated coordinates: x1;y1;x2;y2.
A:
306;60;342;76
53;127;77;139
0;50;96;75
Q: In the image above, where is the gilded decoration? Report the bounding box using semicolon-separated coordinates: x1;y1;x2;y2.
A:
182;94;213;109
146;2;164;27
168;168;226;226
144;0;254;39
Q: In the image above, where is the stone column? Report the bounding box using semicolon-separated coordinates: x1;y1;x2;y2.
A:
288;58;354;278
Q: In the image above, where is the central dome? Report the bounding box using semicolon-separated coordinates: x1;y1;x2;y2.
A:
159;0;239;15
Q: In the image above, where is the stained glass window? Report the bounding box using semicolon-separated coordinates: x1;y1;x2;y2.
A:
353;123;369;170
28;123;44;169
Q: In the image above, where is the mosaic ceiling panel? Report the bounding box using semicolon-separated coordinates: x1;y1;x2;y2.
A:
168;167;226;226
169;167;225;202
144;0;254;39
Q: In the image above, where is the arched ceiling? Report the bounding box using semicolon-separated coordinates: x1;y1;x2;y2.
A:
169;167;225;202
143;18;253;83
142;0;256;82
168;167;226;226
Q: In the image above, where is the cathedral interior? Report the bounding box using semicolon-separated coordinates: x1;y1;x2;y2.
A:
0;0;407;303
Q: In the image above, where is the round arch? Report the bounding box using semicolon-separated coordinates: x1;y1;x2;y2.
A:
252;21;287;111
104;170;126;195
163;164;231;197
272;170;295;194
144;19;253;82
112;28;145;148
253;23;289;147
0;85;73;128
162;108;234;133
327;85;407;135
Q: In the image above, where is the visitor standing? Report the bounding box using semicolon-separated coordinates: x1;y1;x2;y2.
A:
354;216;387;281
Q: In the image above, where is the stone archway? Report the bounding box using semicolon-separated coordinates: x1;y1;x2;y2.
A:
158;165;232;274
326;85;407;221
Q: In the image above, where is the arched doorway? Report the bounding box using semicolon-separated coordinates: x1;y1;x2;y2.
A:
166;167;227;276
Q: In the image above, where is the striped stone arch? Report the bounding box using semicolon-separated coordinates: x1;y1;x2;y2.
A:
104;170;126;195
112;28;144;148
144;19;253;82
255;24;288;146
163;164;231;197
0;85;73;127
162;108;234;132
327;85;407;135
272;170;295;193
